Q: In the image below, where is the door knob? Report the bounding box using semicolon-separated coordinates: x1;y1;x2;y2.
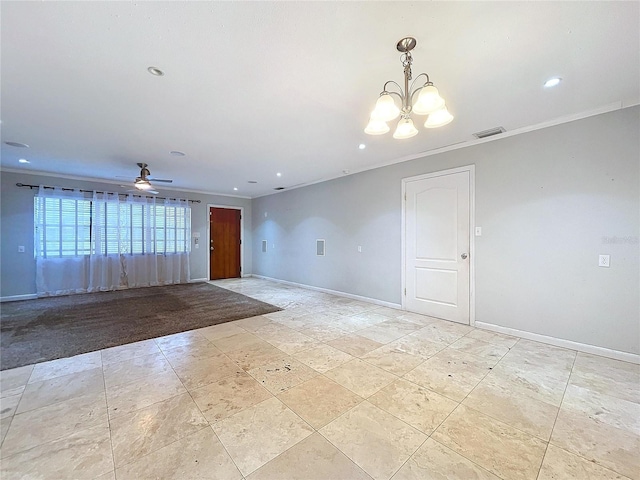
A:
461;253;468;259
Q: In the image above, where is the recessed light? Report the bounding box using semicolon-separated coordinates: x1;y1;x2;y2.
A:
544;77;562;88
276;172;282;177
5;141;29;148
358;144;366;150
233;187;238;191
18;158;30;164
170;151;185;157
247;180;258;184
147;66;164;76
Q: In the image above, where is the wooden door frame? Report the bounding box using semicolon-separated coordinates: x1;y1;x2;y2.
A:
401;165;476;326
207;204;245;280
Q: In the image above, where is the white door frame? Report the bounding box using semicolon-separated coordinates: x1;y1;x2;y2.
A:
401;165;476;326
206;204;245;280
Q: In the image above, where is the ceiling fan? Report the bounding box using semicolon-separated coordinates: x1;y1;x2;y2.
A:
120;163;173;194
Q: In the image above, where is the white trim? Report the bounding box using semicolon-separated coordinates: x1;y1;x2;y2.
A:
401;165;476;326
476;321;640;365
207;205;245;281
188;278;208;283
1;294;38;303
252;102;633;199
250;274;402;309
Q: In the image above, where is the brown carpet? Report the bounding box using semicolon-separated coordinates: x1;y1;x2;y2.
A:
0;283;281;370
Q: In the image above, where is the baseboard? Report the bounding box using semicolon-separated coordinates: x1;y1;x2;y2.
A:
0;294;38;303
475;321;640;365
249;274;402;309
189;278;208;283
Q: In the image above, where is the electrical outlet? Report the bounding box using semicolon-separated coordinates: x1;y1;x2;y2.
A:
18;245;25;253
598;255;610;267
357;246;362;252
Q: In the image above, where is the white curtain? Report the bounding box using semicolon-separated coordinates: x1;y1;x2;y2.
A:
35;187;190;296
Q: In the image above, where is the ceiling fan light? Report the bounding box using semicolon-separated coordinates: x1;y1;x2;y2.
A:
371;94;400;122
364;118;390;135
135;180;153;190
424;106;454;128
393;117;418;139
412;85;445;115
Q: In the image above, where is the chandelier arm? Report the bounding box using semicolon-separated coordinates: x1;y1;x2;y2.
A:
408;73;431;96
382;80;404;95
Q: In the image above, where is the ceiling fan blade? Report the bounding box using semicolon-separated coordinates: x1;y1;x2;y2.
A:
148;178;173;183
149;190;159;195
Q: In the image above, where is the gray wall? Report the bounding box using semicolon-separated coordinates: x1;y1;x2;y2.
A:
0;170;252;297
252;106;640;355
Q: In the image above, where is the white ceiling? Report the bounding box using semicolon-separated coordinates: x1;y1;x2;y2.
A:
1;1;638;198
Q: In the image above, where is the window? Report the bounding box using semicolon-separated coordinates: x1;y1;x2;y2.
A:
35;196;191;258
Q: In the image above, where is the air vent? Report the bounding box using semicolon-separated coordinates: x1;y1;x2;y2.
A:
316;239;325;256
273;187;285;191
261;240;267;253
473;126;506;139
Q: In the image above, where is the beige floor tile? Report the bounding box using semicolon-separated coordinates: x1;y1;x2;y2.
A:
0;394;21;419
247;432;372;480
463;375;559;440
29;351;102;384
384;335;445;360
449;336;510;361
260;328;319;355
487;362;570;406
370;307;403;319
319;401;426;480
1;391;108;458
392;437;500;480
331;312;388;333
0;365;33;398
161;340;223;367
432;405;547;480
465;329;519;349
248;357;318;394
538;444;632;480
213;332;267;353
116;426;242;480
171;353;244;390
197;322;246;341
232;315;274;332
106;369;186;418
507;340;576;371
324;358;397;398
0;425;113;480
562;383;640;435
17;367;105;414
190;371;272;423
101;340;161;365
361;344;425;376
154;330;210;351
327;334;384;357
293;344;354;373
369;379;458;434
102;352;172;389
213;396;314;476
408;324;465;347
357;320;422;344
226;340;289;371
0;417;12;445
394;312;440;326
110;392;208;467
570;353;640;404
550;407;640;479
95;470;116;480
573;352;639;377
298;323;351;342
278;376;362;428
403;349;494;402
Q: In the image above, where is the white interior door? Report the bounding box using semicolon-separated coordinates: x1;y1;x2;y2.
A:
404;170;471;324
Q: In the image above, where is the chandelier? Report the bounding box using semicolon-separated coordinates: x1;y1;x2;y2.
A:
365;37;453;139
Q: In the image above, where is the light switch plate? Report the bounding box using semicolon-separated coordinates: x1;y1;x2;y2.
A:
475;227;482;236
18;245;25;253
598;255;610;267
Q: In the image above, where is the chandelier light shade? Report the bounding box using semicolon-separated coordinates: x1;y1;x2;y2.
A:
365;37;453;139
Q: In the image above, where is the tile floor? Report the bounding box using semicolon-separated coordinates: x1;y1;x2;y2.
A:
1;277;638;479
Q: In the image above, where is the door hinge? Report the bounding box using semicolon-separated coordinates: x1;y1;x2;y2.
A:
239;239;242;244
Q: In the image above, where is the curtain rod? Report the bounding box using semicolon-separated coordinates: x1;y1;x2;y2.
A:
15;183;201;203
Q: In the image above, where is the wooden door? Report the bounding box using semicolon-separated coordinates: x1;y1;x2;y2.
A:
209;207;241;280
404;170;470;324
